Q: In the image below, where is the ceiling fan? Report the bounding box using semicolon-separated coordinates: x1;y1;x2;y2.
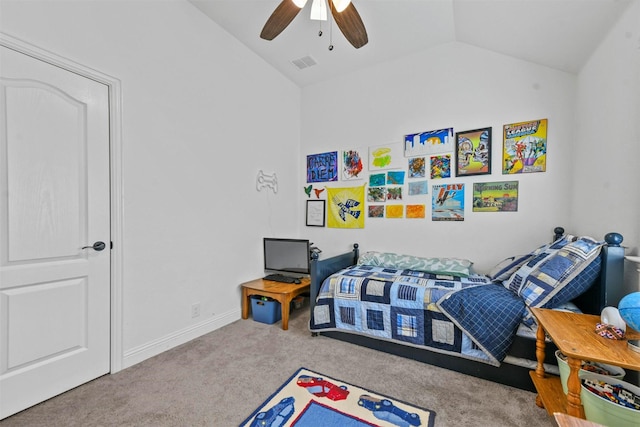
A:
260;0;368;49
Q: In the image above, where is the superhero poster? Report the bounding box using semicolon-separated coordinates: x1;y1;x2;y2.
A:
503;119;547;174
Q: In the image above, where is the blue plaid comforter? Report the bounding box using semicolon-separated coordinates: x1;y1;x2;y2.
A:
309;265;526;366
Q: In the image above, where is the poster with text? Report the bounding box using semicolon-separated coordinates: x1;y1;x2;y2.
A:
327;186;365;228
503;119;547;174
432;183;464;221
307;151;338;183
472;181;518;212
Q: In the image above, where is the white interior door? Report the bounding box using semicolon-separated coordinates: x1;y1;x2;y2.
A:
0;45;111;419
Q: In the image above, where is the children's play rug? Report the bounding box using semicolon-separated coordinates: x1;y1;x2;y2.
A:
240;367;436;427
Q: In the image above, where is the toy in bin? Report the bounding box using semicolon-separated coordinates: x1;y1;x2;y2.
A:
251;295;281;324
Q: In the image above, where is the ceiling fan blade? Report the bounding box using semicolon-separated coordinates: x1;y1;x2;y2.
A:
331;1;368;49
260;0;304;41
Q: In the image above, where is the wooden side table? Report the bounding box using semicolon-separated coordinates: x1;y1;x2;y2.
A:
530;308;640;419
241;277;310;330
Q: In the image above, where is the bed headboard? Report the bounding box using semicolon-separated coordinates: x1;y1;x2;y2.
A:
571;230;625;314
309;244;359;306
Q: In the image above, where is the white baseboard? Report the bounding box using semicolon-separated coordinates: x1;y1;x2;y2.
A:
122;309;240;369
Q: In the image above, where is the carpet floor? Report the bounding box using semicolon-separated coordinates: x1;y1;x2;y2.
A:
0;303;555;426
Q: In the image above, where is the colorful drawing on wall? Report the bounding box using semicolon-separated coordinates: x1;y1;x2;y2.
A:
473;181;519;212
304;185;312;198
386;170;406;185
408;157;426;178
341;149;364;180
404;128;454;157
408;180;428;196
367;187;386;202
406;204;426;219
430;154;451;179
387;187;403;201
307;151;338;183
369;142;404;171
432;183;464;221
386;205;404;218
503;119;547;174
327;186;365;228
456;127;492;176
368;205;384;218
303;185;326;199
369;173;386;187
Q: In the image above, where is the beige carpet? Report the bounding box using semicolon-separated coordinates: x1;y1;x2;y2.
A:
0;302;555;426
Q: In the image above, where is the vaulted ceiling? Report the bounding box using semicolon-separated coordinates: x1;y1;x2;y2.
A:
189;0;632;87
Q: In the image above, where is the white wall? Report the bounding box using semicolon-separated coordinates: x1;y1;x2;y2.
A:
300;42;578;274
574;0;640;297
0;0;302;367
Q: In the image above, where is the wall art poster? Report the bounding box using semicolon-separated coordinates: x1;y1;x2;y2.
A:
456;127;491;176
408;180;428;195
367;187;386;202
503;119;547;174
386;170;406;185
369;173;386;187
387;187;403;201
472;181;519;212
327;186;365;228
404;128;454;157
368;205;384;218
406;204;426;219
341;149;364;181
430;154;451;179
408;157;426;178
386;205;404;218
307;151;338;183
432;183;464;221
306;200;326;226
369;142;404;171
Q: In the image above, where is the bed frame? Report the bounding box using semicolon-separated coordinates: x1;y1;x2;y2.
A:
308;227;625;392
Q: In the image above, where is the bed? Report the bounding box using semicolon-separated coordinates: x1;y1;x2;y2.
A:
308;227;625;392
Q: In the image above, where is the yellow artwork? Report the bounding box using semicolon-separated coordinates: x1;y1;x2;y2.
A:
386;205;404;218
327;186;365;229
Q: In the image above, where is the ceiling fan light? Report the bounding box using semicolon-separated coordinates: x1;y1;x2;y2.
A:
332;0;351;13
310;0;327;21
292;0;308;8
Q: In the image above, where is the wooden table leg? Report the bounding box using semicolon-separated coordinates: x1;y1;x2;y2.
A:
280;294;291;330
241;287;250;320
566;356;585;418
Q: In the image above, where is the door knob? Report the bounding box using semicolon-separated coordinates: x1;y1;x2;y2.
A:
82;241;106;251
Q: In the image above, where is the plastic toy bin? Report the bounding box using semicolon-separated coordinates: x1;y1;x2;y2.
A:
250;295;282;324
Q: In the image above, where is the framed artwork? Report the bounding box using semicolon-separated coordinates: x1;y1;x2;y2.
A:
455;127;491;176
306;200;326;227
473;181;519;212
503;119;547;174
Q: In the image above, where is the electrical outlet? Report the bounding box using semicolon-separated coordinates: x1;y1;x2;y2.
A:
191;303;201;318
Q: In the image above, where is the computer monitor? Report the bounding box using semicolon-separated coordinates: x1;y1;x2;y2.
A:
263;238;310;276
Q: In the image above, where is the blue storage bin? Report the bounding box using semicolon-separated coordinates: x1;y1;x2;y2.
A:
251;295;282;324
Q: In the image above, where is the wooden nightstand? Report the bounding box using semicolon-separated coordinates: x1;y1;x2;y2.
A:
241;277;310;330
530;308;640;419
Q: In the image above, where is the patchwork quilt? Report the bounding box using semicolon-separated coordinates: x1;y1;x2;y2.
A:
310;265;526;366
